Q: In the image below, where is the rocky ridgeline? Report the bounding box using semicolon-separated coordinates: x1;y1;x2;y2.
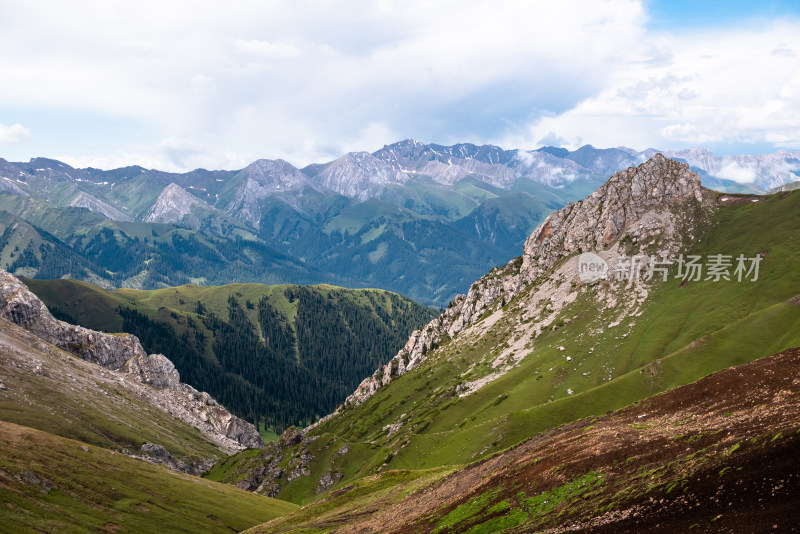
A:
224;158;328;228
339;154;710;408
0;269;263;452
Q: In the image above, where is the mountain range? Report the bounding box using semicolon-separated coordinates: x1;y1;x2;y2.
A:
2;141;798;305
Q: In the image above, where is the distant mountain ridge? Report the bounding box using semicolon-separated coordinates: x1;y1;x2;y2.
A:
1;141;798;305
3;142;796;223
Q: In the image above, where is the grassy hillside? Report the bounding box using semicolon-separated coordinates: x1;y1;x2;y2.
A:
454;191;552;250
25;278;438;431
0;421;297;533
251;347;800;533
212;189;800;505
0;317;223;459
0;210;110;287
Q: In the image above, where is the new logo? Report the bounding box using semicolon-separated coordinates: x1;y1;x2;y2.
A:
577;252;608;284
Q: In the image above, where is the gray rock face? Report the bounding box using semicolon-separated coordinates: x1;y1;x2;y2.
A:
142;182;210;224
122;353;180;389
132;442;216;475
0;271;145;370
226;427;316;496
0;269;263;452
416;158;517;187
67;191;132;222
0;176;29;196
224;159;329;228
521;153;704;281
315;151;409;201
316;471;343;494
141;442;173;460
339;155;710;408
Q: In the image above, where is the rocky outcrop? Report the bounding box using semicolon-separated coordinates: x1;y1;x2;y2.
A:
521;153;704;280
0;272;146;370
0;269;263;452
122;353;180;389
339;155;710;408
126;443;216;475
142;183;210;224
224;427;313;497
316;471;343;494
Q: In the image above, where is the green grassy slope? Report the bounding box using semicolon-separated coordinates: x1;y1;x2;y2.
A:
0;420;298;534
454;192;552;250
0;210;111;287
377;177;498;220
214;189;800;505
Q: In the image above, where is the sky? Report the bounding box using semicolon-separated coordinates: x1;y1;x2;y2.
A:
1;0;799;172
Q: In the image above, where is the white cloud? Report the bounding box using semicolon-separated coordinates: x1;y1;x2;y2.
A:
58;137;256;173
0;0;648;168
236;39;302;60
0;1;798;169
715;162;758;184
507;19;800;152
772;43;796;57
0;123;32;144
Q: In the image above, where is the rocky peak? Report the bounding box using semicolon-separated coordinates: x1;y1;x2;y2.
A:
142;183;210;224
373;139;434;168
314;152;408;201
0;269;263;451
243;158;286;176
339;154;711;407
433;142;516;166
238;158;329;199
373;140;518;178
224;159;329;228
521;153;704;280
